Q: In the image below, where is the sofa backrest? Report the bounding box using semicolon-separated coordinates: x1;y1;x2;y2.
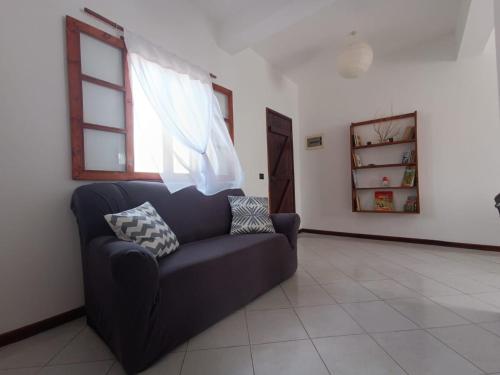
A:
71;181;244;247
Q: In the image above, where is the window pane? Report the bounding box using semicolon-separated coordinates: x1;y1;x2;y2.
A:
83;129;126;171
80;33;123;86
132;71;164;173
214;91;228;119
82;81;125;128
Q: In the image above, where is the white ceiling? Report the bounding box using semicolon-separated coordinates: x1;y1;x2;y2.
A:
191;0;463;73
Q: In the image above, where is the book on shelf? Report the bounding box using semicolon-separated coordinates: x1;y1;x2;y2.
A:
352;134;363;147
401;126;415;141
352;170;358;187
374;191;394;211
401;149;416;164
352;152;362;167
404;195;418;212
401;167;416;187
355;193;361;211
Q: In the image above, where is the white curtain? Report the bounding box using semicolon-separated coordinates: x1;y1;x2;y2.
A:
124;30;244;195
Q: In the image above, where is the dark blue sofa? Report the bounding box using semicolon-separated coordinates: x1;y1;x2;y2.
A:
71;181;299;374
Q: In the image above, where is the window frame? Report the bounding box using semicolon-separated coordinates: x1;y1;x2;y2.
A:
213;83;234;142
66;16;233;181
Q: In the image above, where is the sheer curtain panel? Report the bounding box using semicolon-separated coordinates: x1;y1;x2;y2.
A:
125;30;244;195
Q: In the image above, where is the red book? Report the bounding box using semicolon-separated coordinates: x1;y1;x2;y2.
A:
375;191;394;211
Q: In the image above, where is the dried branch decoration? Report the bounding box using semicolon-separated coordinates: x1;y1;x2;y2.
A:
373;121;400;143
372;105;400;143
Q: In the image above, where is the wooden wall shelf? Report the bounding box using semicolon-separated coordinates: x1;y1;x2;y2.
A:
354;163;416;170
350;111;420;214
356;210;419;214
355;186;417;191
353;140;415;150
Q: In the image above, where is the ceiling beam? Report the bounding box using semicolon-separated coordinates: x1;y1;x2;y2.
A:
454;0;494;60
216;0;336;54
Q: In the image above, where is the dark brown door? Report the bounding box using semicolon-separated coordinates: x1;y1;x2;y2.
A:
266;108;295;213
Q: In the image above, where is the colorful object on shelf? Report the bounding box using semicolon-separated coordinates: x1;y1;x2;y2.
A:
382;176;390;186
404;195;418;212
401;149;416;164
401;167;416;187
374;191;394;211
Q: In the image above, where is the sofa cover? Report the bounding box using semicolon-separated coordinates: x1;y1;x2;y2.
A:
71;181;299;373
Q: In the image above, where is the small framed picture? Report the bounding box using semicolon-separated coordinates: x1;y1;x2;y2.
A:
306;135;323;150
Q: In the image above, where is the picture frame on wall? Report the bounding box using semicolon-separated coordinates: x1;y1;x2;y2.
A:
306;134;323;150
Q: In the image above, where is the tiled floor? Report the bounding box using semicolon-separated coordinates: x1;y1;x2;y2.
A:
4;234;500;374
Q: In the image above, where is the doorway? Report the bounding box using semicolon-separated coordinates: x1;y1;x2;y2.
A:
266;108;296;213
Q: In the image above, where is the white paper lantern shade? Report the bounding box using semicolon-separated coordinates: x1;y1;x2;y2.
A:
337;32;374;79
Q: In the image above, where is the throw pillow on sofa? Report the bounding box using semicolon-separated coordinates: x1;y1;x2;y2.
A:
228;196;275;234
104;202;179;258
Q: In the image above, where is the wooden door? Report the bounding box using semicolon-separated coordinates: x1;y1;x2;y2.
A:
266;108;295;213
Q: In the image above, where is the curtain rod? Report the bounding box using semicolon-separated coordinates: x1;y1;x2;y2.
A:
83;7;217;79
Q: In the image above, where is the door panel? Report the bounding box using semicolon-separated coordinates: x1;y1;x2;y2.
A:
266;108;295;213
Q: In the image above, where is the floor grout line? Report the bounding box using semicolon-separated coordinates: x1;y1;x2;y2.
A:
244;307;256;375
279;284;333;375
36;321;88;373
313;280;412;375
424;327;489;374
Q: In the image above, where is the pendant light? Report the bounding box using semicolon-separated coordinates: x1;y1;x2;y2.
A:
337;31;373;79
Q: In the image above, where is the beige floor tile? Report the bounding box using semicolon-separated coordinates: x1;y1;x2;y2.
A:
471;291;500;309
342;301;418;333
246;309;307;344
0;368;40;375
38;361;113;375
429;324;500;373
431;294;500;323
181;346;252;375
282;284;335;307
280;269;317;289
49;327;114;365
188;310;248;350
361;280;422;300
373;330;482;375
252;339;329;375
295;305;363;338
386;297;468;328
322;279;379;303
313;334;405;375
0;320;84;369
108;352;185;375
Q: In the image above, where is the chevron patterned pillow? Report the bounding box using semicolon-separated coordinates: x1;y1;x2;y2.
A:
104;202;179;258
228;196;275;235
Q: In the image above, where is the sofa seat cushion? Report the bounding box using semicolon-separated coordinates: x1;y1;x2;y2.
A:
158;233;289;278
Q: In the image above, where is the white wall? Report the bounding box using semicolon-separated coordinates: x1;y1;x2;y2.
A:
0;0;298;333
495;0;500;111
291;34;500;245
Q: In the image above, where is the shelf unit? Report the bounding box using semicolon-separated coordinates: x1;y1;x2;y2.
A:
350;111;420;214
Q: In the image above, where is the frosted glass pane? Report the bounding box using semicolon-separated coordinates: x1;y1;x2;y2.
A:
82;81;125;128
80;33;123;86
215;91;228;118
83;129;126;171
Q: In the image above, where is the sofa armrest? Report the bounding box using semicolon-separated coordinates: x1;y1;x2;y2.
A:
270;213;300;250
85;237;160;369
88;237;159;291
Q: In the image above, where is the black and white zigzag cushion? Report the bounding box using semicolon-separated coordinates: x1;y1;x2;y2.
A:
228;196;275;235
104;202;179;258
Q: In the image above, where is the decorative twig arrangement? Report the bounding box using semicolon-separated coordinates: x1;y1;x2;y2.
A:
373;121;400;143
372;105;400;143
